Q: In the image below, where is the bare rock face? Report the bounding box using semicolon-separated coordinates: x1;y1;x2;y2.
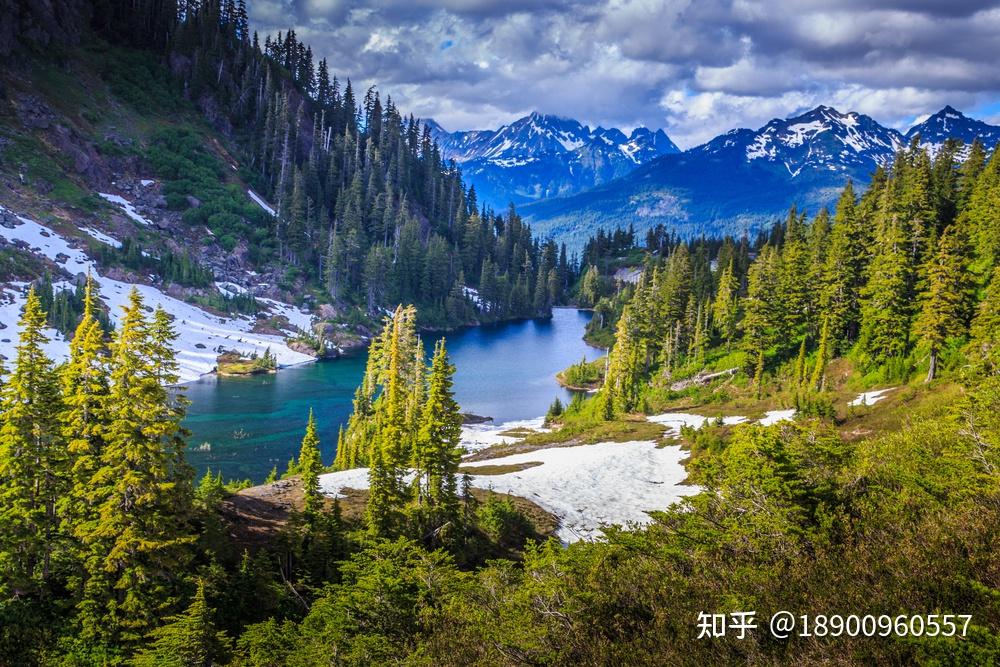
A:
13;94;56;129
288;340;318;357
316;303;338;320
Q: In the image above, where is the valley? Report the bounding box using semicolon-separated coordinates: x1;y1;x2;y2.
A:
0;1;998;665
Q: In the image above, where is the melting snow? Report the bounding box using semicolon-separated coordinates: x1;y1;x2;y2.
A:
81;227;122;248
0;206;313;381
98;193;152;226
320;439;697;543
247;189;276;217
759;408;796;426
648;412;748;437
460;417;549;453
849;388;895;407
783;120;826;147
0;283;70;363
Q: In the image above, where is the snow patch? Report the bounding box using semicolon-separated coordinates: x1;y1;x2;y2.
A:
648;412;747;438
81;227;122;248
0;283;70;364
849;387;895;407
98;193;152;226
247;189;276;217
460;417;549;453
759;408;796;426
320;439;698;543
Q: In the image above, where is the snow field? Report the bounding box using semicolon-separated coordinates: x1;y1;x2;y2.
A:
318;439;697;543
0;206;313;381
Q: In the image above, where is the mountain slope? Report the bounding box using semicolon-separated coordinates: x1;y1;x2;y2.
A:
524;105;1000;250
906;105;1000;156
428;112;679;208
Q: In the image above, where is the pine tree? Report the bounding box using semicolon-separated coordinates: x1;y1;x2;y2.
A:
77;288;194;644
298;409;324;521
915;225;972;381
969;264;1000;370
712;258;740;349
602;304;643;417
810;317;830;392
794;338;807;388
59;275;109;592
0;288;65;592
820;182;866;350
741;245;780;372
132;580;232;667
412;340;462;521
858;215;914;369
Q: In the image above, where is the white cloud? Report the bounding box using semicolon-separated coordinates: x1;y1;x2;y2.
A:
250;0;1000;148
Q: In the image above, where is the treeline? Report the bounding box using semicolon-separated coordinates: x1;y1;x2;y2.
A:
595;138;1000;413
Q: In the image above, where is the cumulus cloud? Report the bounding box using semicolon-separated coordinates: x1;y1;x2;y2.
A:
248;0;1000;148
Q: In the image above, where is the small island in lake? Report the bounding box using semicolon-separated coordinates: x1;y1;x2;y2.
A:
216;348;278;376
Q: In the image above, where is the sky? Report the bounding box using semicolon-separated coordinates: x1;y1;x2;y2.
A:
248;0;1000;149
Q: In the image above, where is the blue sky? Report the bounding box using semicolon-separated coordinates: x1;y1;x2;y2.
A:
248;1;1000;148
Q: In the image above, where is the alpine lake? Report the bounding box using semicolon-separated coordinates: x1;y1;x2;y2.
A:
182;308;603;482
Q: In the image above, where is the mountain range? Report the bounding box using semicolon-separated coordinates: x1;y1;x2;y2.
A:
485;105;1000;250
426;113;679;209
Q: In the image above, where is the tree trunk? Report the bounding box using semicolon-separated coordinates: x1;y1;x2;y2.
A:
926;348;937;382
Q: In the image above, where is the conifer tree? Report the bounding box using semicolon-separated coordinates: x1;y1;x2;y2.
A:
820;182;866;349
601;304;643;417
59;275;109;590
712;258;740;349
0;288;65;592
132;580;232;667
858;215;914;369
413;340;462;520
77;288;194;644
794;338;807;388
969;264;1000;370
915;226;972;381
811;317;830;392
298;409;324;521
741;245;780;371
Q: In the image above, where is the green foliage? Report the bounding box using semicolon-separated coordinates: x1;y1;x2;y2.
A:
559;355;604;388
475;496;534;548
298;410;324;521
546;396;564;421
132;580;232;667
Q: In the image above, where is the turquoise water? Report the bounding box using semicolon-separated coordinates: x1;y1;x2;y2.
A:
182;309;601;482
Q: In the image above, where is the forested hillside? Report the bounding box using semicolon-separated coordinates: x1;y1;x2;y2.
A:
587;137;998;407
1;0;572;336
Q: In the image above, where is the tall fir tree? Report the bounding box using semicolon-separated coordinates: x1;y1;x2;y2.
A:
412;340;462;522
0;288;65;593
298;409;324;521
914;225;972;381
76;289;194;644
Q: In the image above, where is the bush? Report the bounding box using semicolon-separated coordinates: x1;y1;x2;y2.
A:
476;496;533;548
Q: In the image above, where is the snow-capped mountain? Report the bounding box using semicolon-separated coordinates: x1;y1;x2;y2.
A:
693;105;905;177
905;105;1000;156
427;112;679;208
522;105;1000;251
